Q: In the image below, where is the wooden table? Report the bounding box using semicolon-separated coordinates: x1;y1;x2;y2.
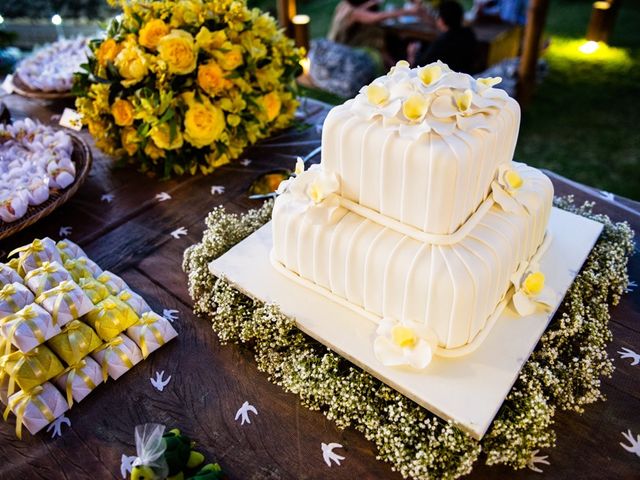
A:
0;93;638;480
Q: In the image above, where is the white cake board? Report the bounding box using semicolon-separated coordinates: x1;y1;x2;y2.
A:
210;207;603;440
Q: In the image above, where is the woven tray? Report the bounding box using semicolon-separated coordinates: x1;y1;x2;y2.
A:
10;75;75;100
0;134;92;240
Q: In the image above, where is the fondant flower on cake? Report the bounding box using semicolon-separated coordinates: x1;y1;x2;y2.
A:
416;61;469;93
351;83;402;120
374;318;439;369
430;88;490;134
511;263;556;316
491;164;538;215
275;164;342;224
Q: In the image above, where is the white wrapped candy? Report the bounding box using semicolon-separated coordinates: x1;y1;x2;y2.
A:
127;311;178;359
118;289;151;316
1;304;60;354
56;239;87;261
91;334;143;381
35;280;94;327
54;356;103;407
23;176;50;206
24;261;73;296
6;382;69;438
0;190;28;223
9;237;63;274
0;264;23;285
96;271;128;295
0;283;35;320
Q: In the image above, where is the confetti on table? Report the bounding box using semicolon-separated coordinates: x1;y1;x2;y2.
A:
321;442;345;467
527;449;550;473
618;347;640;366
59;226;72;237
211;185;225;195
155;192;172;202
150;371;171;391
599;190;615;201
170;227;187;239
626;280;637;293
163;309;179;322
620;430;640;458
46;414;71;439
101;193;114;203
120;454;137;479
240;159;252;167
235;401;258;425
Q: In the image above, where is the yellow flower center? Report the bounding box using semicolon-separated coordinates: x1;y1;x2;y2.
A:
455;89;473;113
307;181;324;204
523;271;545;296
402;94;429;122
391;325;417;349
504;170;523;191
366;84;390;107
418;65;442;86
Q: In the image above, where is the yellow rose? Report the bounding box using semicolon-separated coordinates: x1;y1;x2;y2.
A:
120;127;140;156
217;45;243;70
144;140;166;160
183;93;225;148
139;19;170;50
96;38;122;66
195;27;228;54
112;98;135;127
197;62;230;96
262;91;281;122
115;45;148;87
171;0;202;27
150;123;184;150
157;30;198;75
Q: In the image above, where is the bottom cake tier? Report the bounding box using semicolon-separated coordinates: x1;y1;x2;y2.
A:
271;163;553;352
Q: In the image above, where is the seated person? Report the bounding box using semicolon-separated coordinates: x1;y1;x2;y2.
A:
412;0;478;74
467;0;528;25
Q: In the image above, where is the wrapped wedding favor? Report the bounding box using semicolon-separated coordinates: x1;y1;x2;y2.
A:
78;277;110;304
35;280;94;327
91;334;142;381
0;338;16;404
127;311;178;359
56;239;87;262
54;356;103;406
0;283;35;319
64;257;103;283
9;238;63;274
1;304;60;354
0;264;23;285
24;261;73;295
118;289;151;316
47;320;102;366
0;345;64;394
5;382;69;438
84;297;139;341
95;271;128;295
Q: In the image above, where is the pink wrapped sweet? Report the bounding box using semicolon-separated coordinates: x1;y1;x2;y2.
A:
0;303;61;353
6;382;69;438
91;334;143;381
127;311;178;359
0;283;35;320
54;356;103;406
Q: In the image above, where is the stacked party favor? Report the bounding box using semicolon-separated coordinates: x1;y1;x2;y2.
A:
0;238;177;438
15;37;90;93
0;119;76;223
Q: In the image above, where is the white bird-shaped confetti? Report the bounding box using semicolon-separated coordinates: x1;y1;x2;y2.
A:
150;371;171;392
211;185;225;195
235;401;258;425
626;280;637;293
170;227;188;239
46;414;71;438
59;226;72;237
527;449;550;473
618;347;640;366
599;190;615;201
321;442;345;467
620;430;640;458
101;193;114;203
163;309;179;322
120;454;137;479
155;192;172;202
240;159;252;167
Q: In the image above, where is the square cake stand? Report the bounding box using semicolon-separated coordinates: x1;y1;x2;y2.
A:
210;207;603;440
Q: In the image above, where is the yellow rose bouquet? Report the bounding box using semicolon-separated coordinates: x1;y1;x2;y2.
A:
74;0;303;177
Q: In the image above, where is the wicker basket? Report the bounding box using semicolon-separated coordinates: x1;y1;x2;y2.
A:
0;134;93;240
11;75;75;100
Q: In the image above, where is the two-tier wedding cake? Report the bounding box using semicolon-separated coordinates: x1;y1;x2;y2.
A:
270;61;555;369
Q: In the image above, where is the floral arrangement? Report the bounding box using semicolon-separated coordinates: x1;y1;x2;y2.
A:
183;197;634;479
74;0;303;177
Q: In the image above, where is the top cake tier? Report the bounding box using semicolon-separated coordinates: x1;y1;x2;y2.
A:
321;61;520;236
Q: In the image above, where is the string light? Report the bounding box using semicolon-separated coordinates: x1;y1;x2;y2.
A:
51;14;62;26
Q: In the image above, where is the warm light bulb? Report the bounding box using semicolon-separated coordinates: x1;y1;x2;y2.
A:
292;14;310;25
51;14;62;25
300;57;310;75
578;40;599;54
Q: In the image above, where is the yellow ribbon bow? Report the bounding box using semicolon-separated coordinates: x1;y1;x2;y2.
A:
0;348;46;399
95;336;133;382
0;284;20;313
4;385;54;439
61;320;91;367
64;258;94;282
56;359;96;407
137;314;167;359
35;281;79;325
3;306;46;356
24;261;63;295
9;239;46;273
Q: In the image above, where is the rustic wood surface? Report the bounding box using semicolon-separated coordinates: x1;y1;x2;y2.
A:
0;93;638;480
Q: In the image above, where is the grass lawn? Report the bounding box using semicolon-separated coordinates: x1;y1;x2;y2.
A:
252;0;640;199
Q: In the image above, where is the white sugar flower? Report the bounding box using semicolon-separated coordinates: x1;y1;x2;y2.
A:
374;318;439;370
491;164;539;215
511;263;556;316
352;82;402;120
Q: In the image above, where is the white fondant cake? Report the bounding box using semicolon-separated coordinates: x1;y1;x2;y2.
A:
271;61;555;367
